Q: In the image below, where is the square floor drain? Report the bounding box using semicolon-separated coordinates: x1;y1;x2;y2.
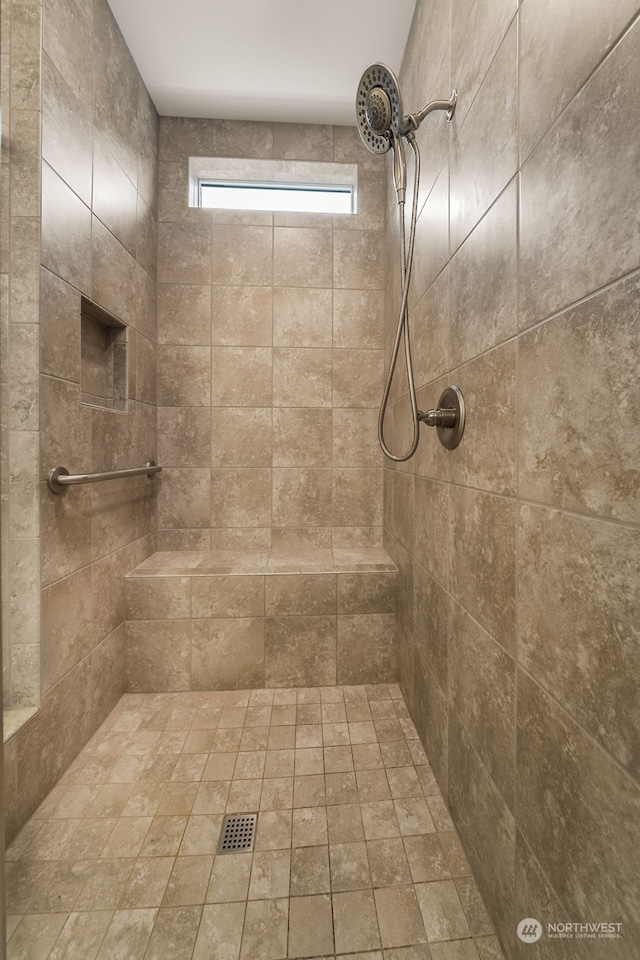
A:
217;813;257;854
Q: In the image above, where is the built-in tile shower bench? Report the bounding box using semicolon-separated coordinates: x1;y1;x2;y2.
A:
124;547;398;691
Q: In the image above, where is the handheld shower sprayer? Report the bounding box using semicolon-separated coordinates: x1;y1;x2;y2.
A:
356;64;463;461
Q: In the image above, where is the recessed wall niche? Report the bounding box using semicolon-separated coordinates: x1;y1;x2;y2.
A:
80;297;128;411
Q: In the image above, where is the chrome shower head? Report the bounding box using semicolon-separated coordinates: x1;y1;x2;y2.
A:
356;63;404;154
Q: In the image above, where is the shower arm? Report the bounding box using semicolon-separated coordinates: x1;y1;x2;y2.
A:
402;90;458;135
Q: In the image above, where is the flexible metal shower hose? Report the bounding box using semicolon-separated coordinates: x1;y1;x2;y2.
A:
378;135;421;462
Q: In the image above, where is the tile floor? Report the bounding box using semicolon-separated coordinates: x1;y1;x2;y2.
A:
6;683;506;960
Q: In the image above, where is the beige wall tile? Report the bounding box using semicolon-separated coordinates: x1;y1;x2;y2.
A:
158;346;211;406
265;616;337;686
413;653;447;790
158;222;211;285
17;656;93;818
158;161;197;223
213;286;272;346
409;166;450;311
339;168;385;233
137;81;159;210
448;718;515;953
273;227;333;288
159;117;213;162
338;573;397;615
10;3;42;112
93;0;139;181
520;18;640;327
451;0;516;124
125;577;191;621
91;623;126;731
337;614;397;685
90;544;129;643
211;225;273;286
413;562;449;692
518;504;640;778
90;478;137;561
450;23;518;252
93;134;138;256
333;289;383;349
273;348;332;408
449;486;516;655
40;374;92;477
332;409;380;468
411;476;449;584
333;469;383;527
40;268;81;383
9;324;39;432
518;276;640;523
408;269;450;390
266;574;336;617
211;408;272;467
519;0;638;161
272;468;332;527
191;576;265;619
449;602;515;808
91;216;137;326
41;565;93;692
211;347;272;407
448;342;517;496
191;618;265;690
449;180;517;368
516;671;640;947
273;409;332;467
126;620;191;692
158;469;211;529
273;288;332;348
211;468;272;528
158;408;211;468
158;284;211;346
333;350;382;408
210;118;273;159
273;123;333;161
43;0;93;109
334;230;384;290
40;482;92;586
137;198;157;284
42;51;92;206
41;162;91;294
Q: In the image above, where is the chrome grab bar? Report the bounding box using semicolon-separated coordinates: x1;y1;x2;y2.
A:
47;461;162;494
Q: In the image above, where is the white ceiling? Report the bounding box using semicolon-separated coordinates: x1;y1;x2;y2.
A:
108;0;417;125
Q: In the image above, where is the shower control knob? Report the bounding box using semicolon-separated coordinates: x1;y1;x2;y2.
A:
421;407;457;428
418;385;466;450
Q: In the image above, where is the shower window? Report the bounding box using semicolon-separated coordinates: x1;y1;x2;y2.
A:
199;180;353;214
190;157;358;215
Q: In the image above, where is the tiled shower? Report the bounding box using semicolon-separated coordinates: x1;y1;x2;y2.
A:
1;0;638;957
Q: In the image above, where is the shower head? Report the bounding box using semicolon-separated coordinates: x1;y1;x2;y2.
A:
356;63;404;155
356;63;458;155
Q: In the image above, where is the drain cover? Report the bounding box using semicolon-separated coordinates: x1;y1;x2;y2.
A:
217;813;257;854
